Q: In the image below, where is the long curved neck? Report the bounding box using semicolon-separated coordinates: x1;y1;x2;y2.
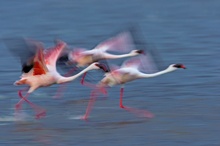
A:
103;52;133;59
139;67;176;78
57;67;91;84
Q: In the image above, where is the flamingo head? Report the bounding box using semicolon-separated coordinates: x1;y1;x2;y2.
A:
168;64;186;71
88;62;109;72
173;64;186;69
95;63;109;73
130;49;145;56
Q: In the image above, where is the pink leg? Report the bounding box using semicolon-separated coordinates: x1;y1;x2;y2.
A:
81;86;108;120
16;90;46;119
98;86;108;99
81;89;98;120
15;88;29;110
53;67;78;99
81;73;108;97
119;87;154;118
81;72;96;88
81;72;87;85
119;87;125;108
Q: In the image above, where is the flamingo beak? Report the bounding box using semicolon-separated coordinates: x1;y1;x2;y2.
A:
181;65;186;69
95;64;109;72
137;50;145;54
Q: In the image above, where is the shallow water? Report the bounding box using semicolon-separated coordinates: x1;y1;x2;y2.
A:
0;0;220;145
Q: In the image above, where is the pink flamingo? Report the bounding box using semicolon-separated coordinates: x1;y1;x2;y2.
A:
81;57;186;120
67;32;143;67
62;32;144;83
14;40;108;119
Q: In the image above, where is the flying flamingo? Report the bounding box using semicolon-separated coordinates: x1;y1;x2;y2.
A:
81;57;186;120
61;32;144;81
12;39;107;119
66;32;143;67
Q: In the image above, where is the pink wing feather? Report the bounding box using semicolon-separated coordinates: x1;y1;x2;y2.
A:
94;31;135;52
44;40;67;67
69;48;88;61
121;55;158;73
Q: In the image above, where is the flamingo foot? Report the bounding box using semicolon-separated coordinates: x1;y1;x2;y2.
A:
123;106;154;118
99;87;107;95
30;104;46;119
15;103;22;111
35;109;46;119
97;87;108;100
120;105;125;108
80;115;88;121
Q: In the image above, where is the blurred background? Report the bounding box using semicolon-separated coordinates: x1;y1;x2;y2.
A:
0;0;220;145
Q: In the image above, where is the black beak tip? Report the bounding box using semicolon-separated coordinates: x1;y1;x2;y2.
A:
137;50;145;54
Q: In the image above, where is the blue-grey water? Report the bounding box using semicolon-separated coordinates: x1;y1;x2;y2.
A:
0;0;220;145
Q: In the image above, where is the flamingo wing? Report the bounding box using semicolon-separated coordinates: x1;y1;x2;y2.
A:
121;57;141;69
67;47;89;63
44;40;67;68
72;48;88;57
121;56;157;73
3;37;41;73
33;47;48;76
94;31;135;52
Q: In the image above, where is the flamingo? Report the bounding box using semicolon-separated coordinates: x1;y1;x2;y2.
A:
81;57;186;120
12;39;108;119
60;32;144;83
66;32;143;67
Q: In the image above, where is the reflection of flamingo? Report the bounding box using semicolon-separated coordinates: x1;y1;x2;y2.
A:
81;57;186;120
14;40;107;119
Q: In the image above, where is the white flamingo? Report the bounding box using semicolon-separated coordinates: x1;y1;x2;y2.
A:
14;40;107;119
81;57;186;120
66;32;144;67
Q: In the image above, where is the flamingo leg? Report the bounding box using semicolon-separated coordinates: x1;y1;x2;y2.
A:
81;73;108;97
16;90;46;119
81;73;108;95
15;88;29;110
81;89;98;120
119;87;125;108
81;72;87;85
119;87;154;118
81;72;99;88
53;66;78;99
81;72;96;88
98;86;108;99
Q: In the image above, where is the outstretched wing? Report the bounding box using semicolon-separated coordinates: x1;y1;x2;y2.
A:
68;47;88;62
121;57;141;69
33;47;48;75
3;37;43;73
93;31;135;52
44;40;67;68
121;55;157;73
